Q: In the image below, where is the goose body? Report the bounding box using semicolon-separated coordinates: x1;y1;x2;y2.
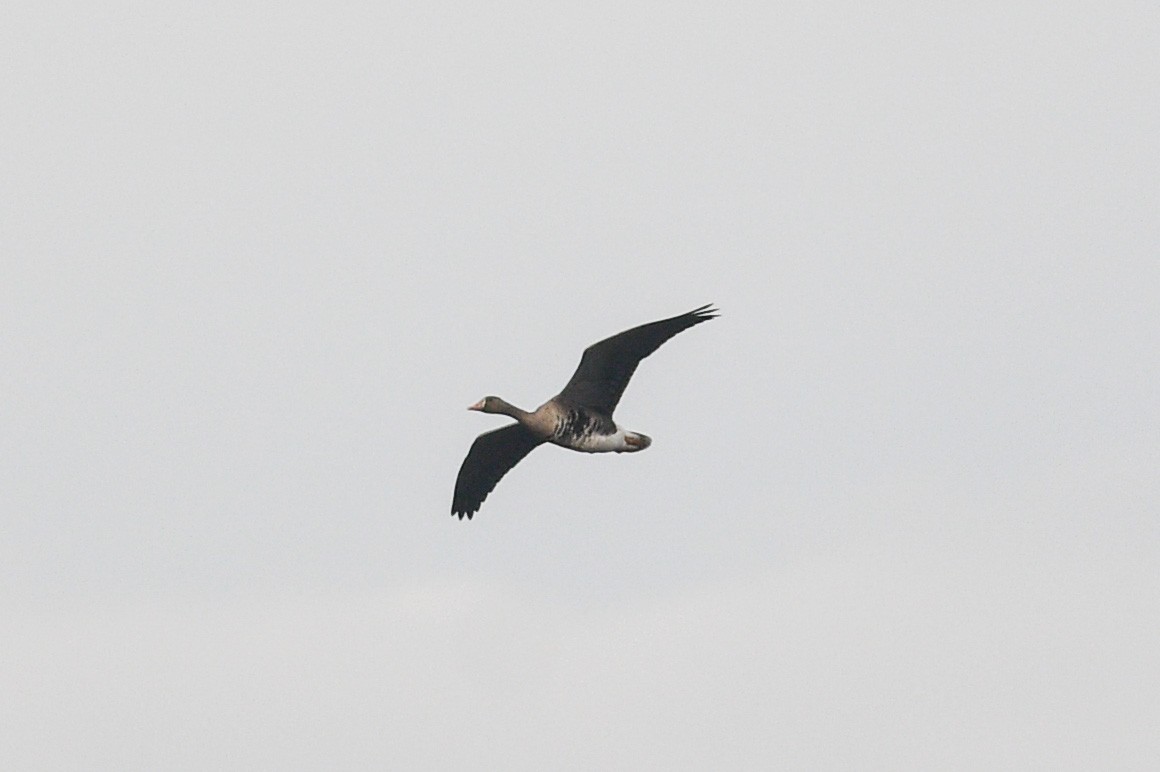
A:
452;304;716;519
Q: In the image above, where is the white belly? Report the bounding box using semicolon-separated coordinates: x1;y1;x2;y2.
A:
564;426;651;453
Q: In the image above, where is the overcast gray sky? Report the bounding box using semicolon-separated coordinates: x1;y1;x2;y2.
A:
3;2;1158;769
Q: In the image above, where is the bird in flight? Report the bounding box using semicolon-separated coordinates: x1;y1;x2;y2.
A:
452;304;718;519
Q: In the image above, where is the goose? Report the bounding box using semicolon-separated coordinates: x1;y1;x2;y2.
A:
452;304;718;519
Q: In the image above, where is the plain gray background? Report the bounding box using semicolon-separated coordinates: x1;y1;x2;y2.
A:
3;2;1158;769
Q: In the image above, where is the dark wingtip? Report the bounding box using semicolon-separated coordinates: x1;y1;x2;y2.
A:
690;303;719;320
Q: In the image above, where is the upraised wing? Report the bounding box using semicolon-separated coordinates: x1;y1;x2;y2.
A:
556;304;717;416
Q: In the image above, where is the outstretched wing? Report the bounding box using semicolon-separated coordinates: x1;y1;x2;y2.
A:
556;304;718;416
452;424;545;519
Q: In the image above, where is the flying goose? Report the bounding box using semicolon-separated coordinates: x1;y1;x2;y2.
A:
452;304;718;519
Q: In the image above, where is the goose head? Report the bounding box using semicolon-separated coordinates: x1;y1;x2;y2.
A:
468;396;505;413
